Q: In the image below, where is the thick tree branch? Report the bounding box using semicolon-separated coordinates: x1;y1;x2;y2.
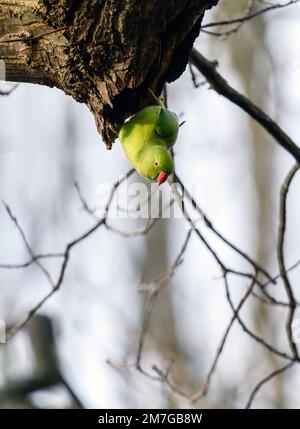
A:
0;0;219;147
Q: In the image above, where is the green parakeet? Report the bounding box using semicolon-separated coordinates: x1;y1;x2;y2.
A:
118;105;179;185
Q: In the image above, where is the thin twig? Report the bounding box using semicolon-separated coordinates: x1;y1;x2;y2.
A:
5;170;134;339
174;176;274;283
245;361;295;409
201;0;300;37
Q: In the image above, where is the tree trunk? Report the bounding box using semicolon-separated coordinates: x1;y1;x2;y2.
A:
0;0;218;147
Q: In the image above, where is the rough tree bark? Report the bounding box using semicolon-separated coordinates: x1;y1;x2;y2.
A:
0;0;218;147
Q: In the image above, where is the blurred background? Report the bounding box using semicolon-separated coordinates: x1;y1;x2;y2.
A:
0;0;299;409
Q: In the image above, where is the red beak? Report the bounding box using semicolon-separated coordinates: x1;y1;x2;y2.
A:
156;172;169;185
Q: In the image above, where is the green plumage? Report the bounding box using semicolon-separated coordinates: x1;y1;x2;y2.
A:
118;105;179;182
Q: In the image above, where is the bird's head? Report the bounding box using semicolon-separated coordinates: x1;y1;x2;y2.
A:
138;145;173;185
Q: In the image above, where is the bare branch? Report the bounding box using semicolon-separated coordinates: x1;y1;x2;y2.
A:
3;202;55;287
5;170;134;339
190;49;300;163
174;176;274;283
190;276;257;402
245;361;295;409
0;84;18;96
0;253;63;270
277;164;300;358
201;0;300;37
224;274;294;361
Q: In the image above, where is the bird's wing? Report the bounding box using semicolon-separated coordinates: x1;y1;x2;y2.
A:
155;108;179;148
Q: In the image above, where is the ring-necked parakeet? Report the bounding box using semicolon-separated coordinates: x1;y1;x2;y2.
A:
118;105;179;185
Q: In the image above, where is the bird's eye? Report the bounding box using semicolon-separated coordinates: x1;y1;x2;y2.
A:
155;162;158;166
